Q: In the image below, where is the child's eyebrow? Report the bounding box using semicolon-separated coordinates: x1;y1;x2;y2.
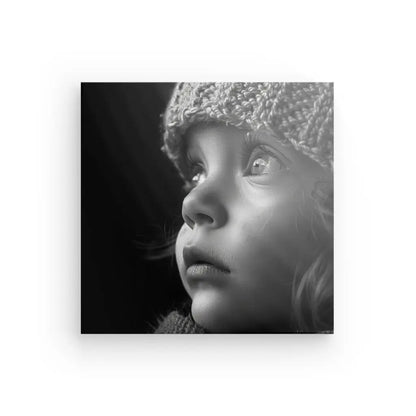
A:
184;142;199;162
182;134;198;161
243;131;293;165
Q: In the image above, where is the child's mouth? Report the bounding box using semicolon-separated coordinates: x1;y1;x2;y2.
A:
186;263;229;281
183;245;231;277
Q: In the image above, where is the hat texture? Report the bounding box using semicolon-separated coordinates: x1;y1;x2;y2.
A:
162;82;333;179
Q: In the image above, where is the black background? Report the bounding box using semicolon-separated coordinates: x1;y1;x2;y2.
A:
81;83;188;333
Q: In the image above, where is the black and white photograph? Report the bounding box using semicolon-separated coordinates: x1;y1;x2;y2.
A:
82;82;334;333
2;1;416;415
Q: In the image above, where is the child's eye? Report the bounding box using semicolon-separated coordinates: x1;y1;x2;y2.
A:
190;164;206;187
246;148;287;177
250;156;272;175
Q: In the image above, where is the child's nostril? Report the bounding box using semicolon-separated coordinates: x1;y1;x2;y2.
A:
184;215;195;229
195;213;214;225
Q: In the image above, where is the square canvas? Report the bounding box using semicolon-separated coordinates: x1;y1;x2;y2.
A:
81;82;333;334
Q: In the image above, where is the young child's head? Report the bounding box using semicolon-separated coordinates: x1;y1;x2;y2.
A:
161;83;333;333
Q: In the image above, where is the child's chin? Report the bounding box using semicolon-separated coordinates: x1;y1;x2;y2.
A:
190;290;293;333
191;291;246;333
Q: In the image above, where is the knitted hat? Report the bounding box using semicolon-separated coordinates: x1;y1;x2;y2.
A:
162;82;333;181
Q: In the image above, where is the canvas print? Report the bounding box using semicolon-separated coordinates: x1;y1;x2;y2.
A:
81;82;334;334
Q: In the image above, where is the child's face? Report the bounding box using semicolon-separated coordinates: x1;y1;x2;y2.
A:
175;125;330;332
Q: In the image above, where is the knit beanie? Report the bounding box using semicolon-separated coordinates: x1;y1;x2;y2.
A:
162;82;333;181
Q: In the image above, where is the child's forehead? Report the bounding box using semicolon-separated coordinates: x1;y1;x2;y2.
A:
184;123;288;157
185;124;242;151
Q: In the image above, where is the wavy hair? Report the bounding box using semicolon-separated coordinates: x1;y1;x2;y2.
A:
291;179;333;333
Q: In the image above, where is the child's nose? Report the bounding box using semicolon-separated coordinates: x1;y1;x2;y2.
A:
181;180;228;230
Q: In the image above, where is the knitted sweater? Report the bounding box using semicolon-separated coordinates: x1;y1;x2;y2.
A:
154;310;206;334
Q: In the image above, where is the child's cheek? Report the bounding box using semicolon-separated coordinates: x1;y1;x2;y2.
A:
235;193;305;267
174;223;193;295
174;224;188;265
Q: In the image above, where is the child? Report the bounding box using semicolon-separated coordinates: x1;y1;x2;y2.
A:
155;82;333;334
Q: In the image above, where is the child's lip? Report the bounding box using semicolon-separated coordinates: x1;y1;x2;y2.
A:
183;245;230;273
186;263;229;283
